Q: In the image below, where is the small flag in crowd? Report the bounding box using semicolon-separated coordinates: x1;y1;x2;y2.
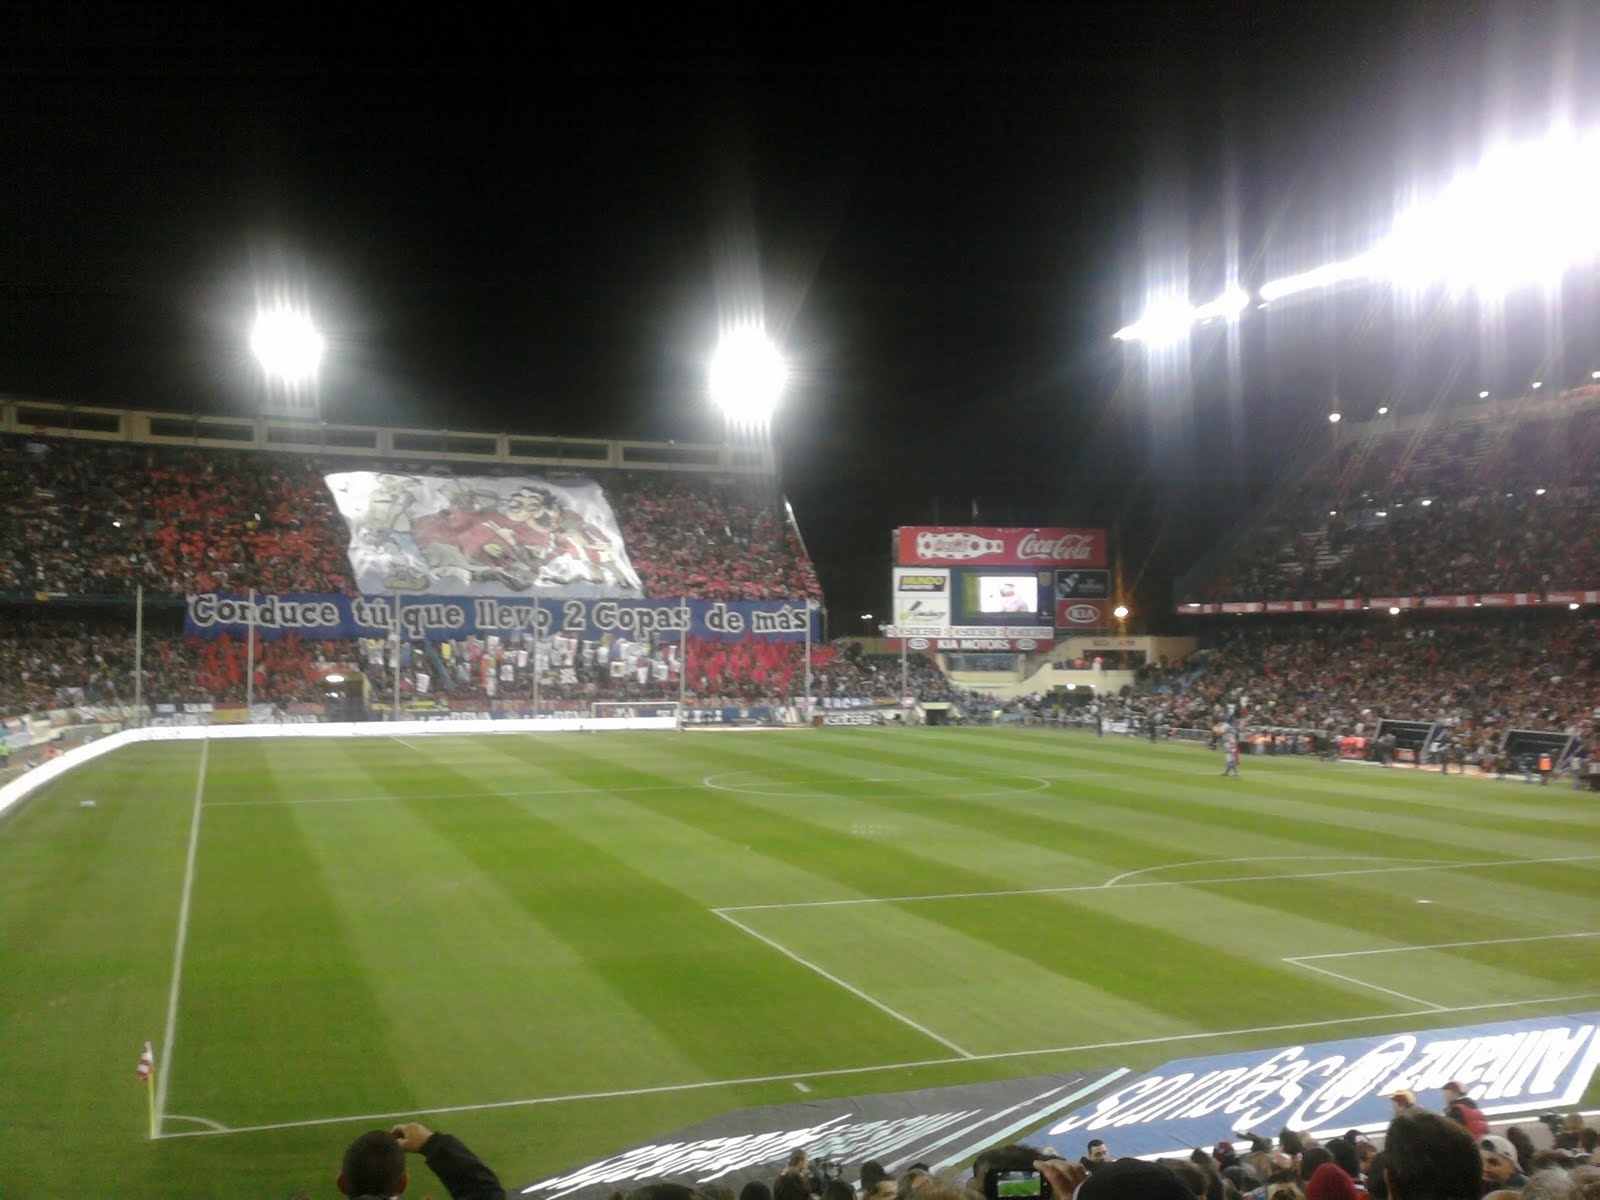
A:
137;1041;154;1084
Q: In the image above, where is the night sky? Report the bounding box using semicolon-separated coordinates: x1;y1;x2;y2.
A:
5;4;1598;627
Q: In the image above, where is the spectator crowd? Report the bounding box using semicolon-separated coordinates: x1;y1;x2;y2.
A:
1139;615;1600;764
1191;387;1600;603
0;434;821;603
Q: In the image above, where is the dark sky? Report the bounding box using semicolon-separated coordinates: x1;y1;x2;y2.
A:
4;3;1599;628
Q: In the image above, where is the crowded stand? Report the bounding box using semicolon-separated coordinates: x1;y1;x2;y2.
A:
1137;613;1600;767
1187;387;1600;603
0;433;820;603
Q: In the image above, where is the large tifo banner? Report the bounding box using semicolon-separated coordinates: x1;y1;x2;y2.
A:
324;472;644;597
1020;1012;1600;1159
185;593;819;643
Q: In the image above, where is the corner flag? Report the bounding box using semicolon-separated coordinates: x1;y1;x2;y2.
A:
137;1040;157;1138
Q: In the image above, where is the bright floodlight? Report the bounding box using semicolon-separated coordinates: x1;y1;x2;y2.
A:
1378;126;1600;295
1328;411;1342;423
1113;295;1196;346
251;307;325;385
1532;380;1543;389
1388;606;1401;616
709;322;787;428
1113;604;1130;620
1479;390;1490;399
1378;406;1389;415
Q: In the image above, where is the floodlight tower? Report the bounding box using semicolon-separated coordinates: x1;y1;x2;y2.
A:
707;321;812;714
246;303;326;718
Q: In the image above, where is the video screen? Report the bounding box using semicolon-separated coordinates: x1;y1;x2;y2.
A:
969;574;1038;615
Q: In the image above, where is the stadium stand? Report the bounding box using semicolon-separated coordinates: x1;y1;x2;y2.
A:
0;433;820;602
1182;385;1600;603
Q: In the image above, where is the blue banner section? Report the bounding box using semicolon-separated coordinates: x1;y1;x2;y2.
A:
1019;1012;1600;1158
184;593;819;643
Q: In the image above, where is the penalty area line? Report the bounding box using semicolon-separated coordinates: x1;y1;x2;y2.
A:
153;989;1600;1141
712;908;977;1058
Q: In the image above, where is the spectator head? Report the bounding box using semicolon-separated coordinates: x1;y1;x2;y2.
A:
1508;1128;1539;1170
1306;1164;1358;1200
1299;1148;1334;1182
1390;1091;1417;1116
339;1130;407;1198
1089;1140;1113;1164
860;1162;890;1191
1520;1172;1581;1200
1326;1138;1360;1180
741;1183;774;1200
1442;1082;1467;1103
1482;1136;1524;1186
1171;1162;1210;1198
1077;1160;1194;1200
823;1180;855;1200
1382;1110;1482;1200
789;1149;809;1172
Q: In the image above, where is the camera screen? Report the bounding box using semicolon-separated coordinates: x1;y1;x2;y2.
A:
995;1171;1043;1199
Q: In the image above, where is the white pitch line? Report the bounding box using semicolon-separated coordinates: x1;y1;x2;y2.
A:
165;1113;231;1132
1100;854;1448;888
712;908;976;1058
204;781;705;807
1284;957;1446;1011
717;852;1600;913
154;737;209;1133
154;989;1600;1141
1296;930;1600;960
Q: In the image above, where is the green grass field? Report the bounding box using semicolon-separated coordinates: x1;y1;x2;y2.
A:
4;727;1600;1198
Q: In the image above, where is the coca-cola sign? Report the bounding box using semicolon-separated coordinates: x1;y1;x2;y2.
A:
898;527;1106;568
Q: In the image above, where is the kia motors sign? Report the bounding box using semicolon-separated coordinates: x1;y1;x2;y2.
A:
1056;599;1109;627
898;527;1106;568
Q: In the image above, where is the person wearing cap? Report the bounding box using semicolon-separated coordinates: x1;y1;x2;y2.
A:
1390;1091;1418;1117
1478;1136;1526;1194
1441;1083;1489;1139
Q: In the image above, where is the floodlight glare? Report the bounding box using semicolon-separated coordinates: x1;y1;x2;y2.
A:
250;306;325;385
1328;411;1342;423
1388;606;1401;616
709;322;787;427
1113;295;1196;346
1479;391;1491;399
1532;380;1543;389
1193;285;1250;322
1377;406;1389;415
1259;253;1375;302
1113;605;1130;620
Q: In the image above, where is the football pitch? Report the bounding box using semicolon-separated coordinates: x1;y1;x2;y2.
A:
4;726;1600;1198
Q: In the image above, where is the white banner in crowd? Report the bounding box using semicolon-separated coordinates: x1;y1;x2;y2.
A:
325;472;644;598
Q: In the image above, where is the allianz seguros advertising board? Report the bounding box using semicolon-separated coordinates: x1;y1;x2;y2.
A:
1019;1013;1600;1159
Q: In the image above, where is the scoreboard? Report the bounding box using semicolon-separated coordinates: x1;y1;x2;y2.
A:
890;526;1111;648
